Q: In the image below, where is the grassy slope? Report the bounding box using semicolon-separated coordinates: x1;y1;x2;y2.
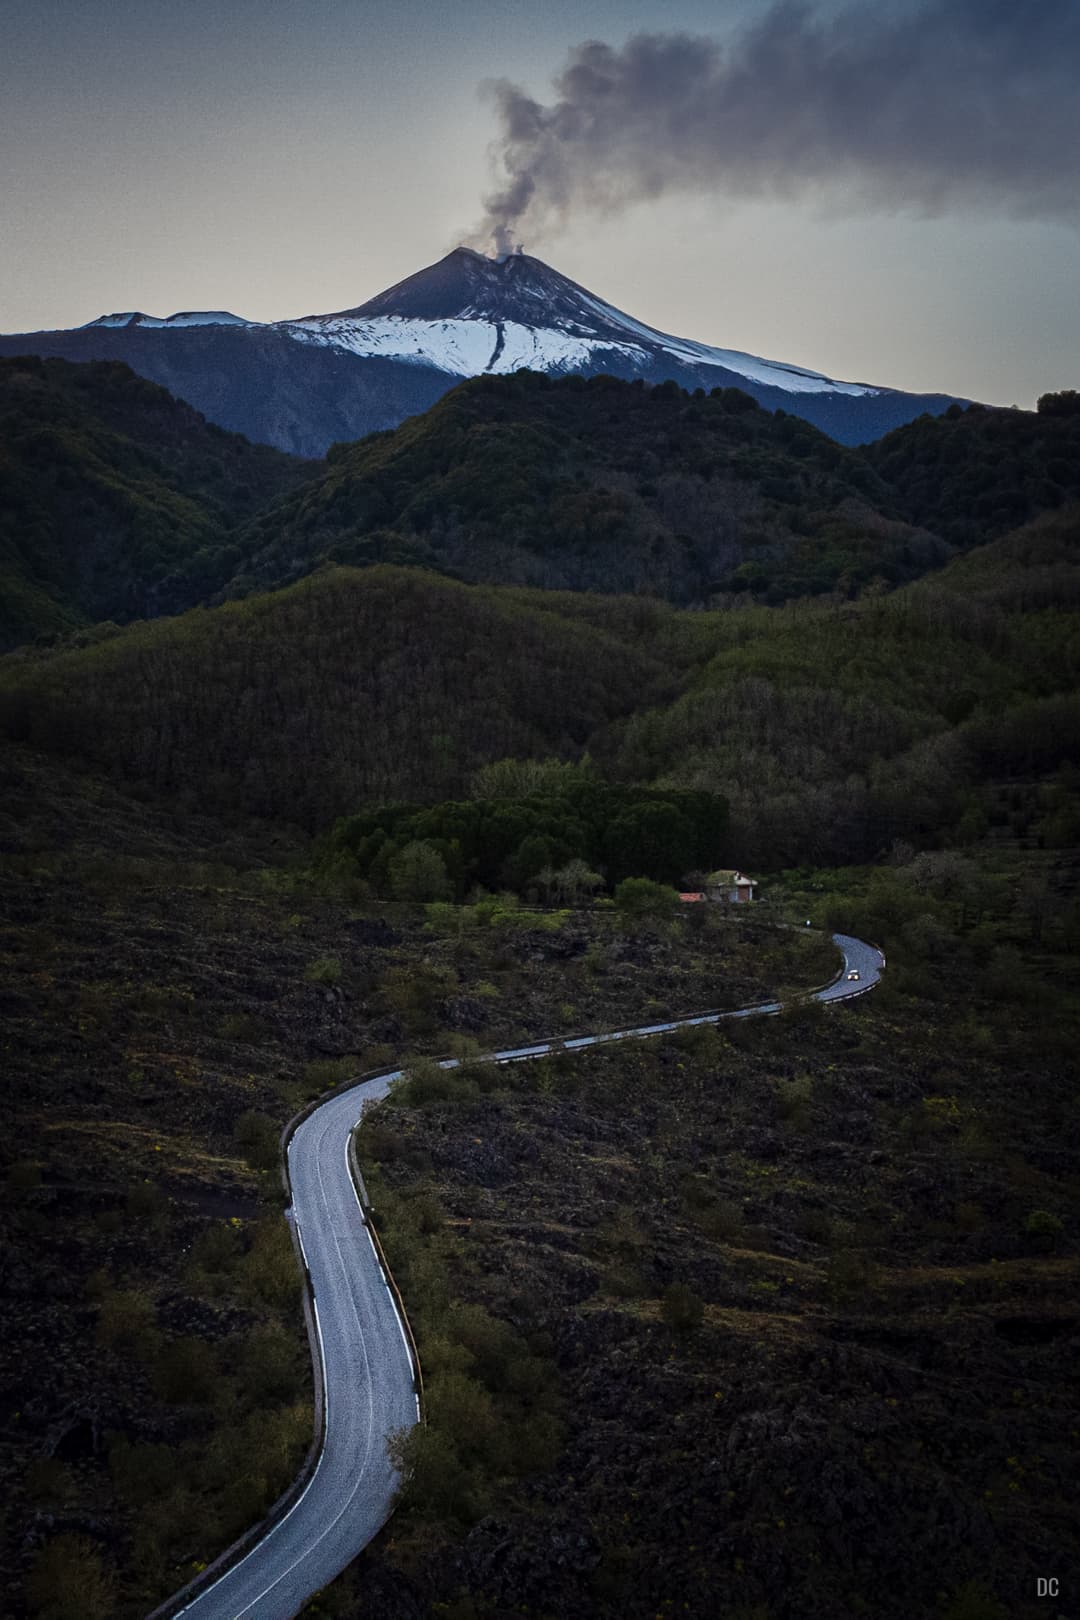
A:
0;356;310;650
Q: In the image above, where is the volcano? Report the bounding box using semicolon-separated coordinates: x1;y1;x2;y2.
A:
0;247;964;456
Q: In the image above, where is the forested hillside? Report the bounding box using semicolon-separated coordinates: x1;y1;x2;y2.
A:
867;390;1080;546
0;567;674;828
610;507;1080;866
230;371;943;605
4;508;1078;867
0;357;309;650
5;366;1080;655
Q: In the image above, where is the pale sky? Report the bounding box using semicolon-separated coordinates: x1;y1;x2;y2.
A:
2;0;1077;406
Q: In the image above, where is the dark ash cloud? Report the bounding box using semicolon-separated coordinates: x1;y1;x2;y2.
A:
471;0;1080;254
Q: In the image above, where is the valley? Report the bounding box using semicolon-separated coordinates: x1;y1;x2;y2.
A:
6;7;1077;1619
1;361;1077;1620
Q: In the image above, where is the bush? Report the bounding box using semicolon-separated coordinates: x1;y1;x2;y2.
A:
614;877;680;922
96;1288;158;1357
125;1179;168;1227
394;1059;479;1109
826;1249;878;1305
390;840;452;903
27;1534;115;1620
242;1218;300;1309
378;962;453;1035
241;1325;303;1404
660;1282;705;1336
1022;1209;1064;1249
217;1010;266;1042
302;1056;357;1093
233;1109;279;1171
304;955;342;987
940;1579;1009;1620
190;1221;243;1277
153;1336;217;1404
700;1198;746;1242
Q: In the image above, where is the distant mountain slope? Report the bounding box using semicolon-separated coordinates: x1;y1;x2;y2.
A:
0;325;453;460
0;356;309;649
228;370;946;604
0;248;965;455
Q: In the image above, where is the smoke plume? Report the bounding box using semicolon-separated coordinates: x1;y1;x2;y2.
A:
470;0;1080;253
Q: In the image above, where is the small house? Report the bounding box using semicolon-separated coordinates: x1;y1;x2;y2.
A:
704;869;757;904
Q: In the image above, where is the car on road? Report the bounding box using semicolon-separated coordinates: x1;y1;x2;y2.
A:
846;970;860;981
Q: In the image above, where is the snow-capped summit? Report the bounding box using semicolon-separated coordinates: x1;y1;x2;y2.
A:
83;310;252;329
2;248;965;457
279;246;872;398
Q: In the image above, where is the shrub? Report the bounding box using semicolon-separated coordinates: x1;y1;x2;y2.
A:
940;1579;1009;1620
378;962;453;1035
777;1073;814;1129
672;1022;721;1059
96;1288;158;1358
395;1058;479;1109
190;1221;243;1276
125;1180;168;1227
1022;1209;1064;1249
27;1534;115;1620
241;1325;303;1404
660;1282;705;1335
304;955;342;987
302;1056;357;1092
614;877;680;921
153;1336;217;1404
826;1249;878;1305
217;1011;266;1042
389;841;452;903
233;1109;279;1171
242;1218;300;1309
700;1198;746;1242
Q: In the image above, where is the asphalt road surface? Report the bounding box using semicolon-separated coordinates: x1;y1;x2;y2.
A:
168;931;883;1620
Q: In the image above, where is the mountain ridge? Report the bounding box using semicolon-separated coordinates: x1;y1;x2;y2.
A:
0;247;965;455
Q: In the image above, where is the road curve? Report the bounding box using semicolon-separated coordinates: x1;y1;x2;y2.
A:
166;932;883;1620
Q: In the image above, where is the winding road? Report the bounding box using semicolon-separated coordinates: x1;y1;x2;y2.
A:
165;931;883;1620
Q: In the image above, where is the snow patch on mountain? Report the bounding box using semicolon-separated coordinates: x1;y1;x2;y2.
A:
278;250;876;399
83;310;252;329
574;292;872;397
284;314;631;376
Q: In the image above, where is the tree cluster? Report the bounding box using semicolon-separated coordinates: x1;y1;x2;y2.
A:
325;771;730;898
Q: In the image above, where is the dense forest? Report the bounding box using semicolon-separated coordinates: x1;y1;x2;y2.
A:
325;772;730;898
867;390;1080;548
4;365;1080;654
228;371;932;604
4;504;1077;867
